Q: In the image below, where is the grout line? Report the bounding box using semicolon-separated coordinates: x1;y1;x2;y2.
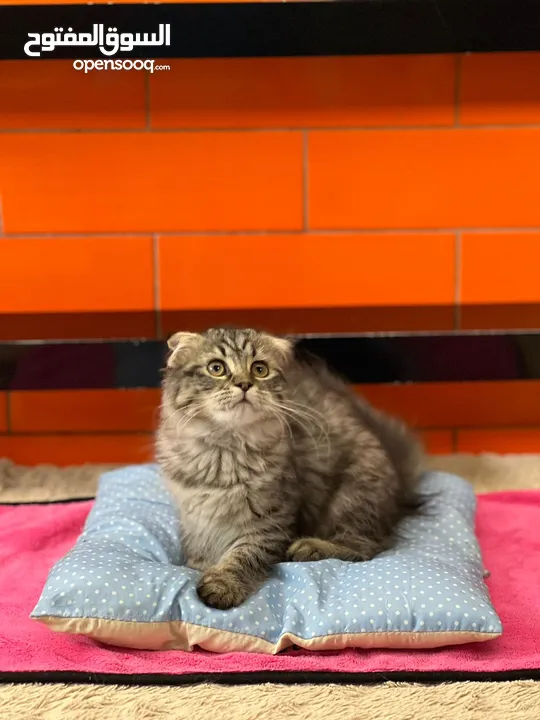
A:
454;231;462;330
302;131;309;231
2;230;300;239
144;71;152;131
3;232;154;239
152;233;163;339
2;123;540;135
5;227;540;240
1;427;536;439
453;426;540;432
0;128;296;136
0;430;154;438
416;426;459;432
454;55;462;128
304;228;454;236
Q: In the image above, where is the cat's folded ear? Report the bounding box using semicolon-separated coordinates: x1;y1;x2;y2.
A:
266;334;294;364
166;332;201;367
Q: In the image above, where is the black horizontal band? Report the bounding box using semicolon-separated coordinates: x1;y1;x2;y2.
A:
1;0;540;61
0;668;538;687
2;331;540;389
0;497;95;506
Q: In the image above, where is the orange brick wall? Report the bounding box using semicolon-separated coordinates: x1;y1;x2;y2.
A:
2;54;540;464
2;381;540;464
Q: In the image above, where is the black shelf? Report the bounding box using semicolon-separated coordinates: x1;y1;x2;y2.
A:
2;0;540;61
2;331;540;390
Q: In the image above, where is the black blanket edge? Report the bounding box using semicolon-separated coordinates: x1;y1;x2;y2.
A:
0;669;539;687
0;498;95;507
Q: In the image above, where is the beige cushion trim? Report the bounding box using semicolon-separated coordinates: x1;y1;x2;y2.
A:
36;616;499;654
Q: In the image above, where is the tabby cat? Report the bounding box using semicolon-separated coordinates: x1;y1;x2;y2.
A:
157;328;422;610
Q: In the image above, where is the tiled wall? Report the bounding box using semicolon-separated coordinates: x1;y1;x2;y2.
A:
2;381;540;464
2;54;540;463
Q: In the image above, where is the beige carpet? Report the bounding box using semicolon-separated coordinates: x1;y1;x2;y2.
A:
2;452;540;503
0;453;539;719
1;680;539;720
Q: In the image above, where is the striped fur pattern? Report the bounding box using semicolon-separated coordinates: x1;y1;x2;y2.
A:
157;328;422;610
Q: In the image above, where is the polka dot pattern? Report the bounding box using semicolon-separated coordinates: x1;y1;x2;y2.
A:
31;466;502;648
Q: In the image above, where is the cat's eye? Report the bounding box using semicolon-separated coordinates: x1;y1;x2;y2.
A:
207;360;227;377
251;361;269;378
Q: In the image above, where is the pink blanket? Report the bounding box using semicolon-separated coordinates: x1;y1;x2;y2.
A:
1;491;539;678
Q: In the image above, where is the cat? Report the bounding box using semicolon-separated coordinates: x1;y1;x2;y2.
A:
157;327;423;610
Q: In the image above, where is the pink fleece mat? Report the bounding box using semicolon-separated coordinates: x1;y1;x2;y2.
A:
1;491;539;681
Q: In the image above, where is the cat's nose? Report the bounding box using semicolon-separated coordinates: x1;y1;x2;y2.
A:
236;382;253;393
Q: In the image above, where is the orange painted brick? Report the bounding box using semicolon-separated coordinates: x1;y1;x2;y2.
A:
151;56;455;129
417;429;454;455
10;389;161;433
0;394;7;433
461;233;540;304
309;128;540;229
0;313;156;342
0;434;153;466
0;61;145;130
0;133;303;234
159;233;455;310
457;428;540;454
461;52;540;126
0;237;154;313
460;304;540;331
161;306;455;337
357;381;540;429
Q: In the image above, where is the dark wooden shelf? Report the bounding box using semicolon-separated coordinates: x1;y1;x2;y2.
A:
2;331;540;390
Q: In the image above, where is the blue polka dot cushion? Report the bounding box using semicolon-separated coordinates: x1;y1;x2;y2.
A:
31;465;502;653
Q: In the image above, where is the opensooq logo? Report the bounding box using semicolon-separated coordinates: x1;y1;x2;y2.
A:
24;23;171;58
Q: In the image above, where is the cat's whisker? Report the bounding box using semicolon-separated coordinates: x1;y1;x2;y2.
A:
285;399;328;423
172;401;207;436
274;406;328;459
284;407;331;445
275;398;328;424
162;404;186;424
273;402;331;455
268;407;293;441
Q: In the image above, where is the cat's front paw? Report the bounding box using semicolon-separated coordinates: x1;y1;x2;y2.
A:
197;569;249;610
286;538;330;562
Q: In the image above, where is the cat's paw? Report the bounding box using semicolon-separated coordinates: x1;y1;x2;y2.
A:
286;538;331;562
197;569;248;610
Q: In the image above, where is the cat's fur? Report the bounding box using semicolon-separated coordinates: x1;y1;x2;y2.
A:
157;328;423;610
